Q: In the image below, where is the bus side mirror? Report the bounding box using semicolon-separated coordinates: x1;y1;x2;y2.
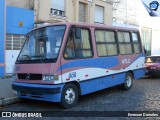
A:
75;28;81;39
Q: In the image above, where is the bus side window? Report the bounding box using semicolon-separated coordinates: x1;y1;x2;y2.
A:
75;29;92;58
132;32;142;54
95;30;118;57
118;31;133;55
64;28;93;59
64;33;76;58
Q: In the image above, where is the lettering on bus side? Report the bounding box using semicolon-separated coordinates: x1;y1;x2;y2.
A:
122;59;131;64
68;72;76;78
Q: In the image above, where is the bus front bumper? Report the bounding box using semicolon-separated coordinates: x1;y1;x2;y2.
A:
12;82;65;102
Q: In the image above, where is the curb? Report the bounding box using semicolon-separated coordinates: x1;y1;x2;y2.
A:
0;77;12;80
0;97;21;107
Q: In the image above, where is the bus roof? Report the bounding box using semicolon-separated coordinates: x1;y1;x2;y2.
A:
32;22;139;32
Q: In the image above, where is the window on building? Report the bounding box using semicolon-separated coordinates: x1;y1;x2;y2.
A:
95;5;104;23
51;0;65;17
132;32;141;54
118;32;133;55
113;0;120;10
141;28;151;56
95;30;118;56
79;2;87;22
64;28;93;59
6;34;25;50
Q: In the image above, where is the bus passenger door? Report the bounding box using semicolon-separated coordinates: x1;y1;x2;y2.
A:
61;27;93;83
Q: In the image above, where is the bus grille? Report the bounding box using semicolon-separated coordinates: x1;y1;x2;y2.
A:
18;74;42;80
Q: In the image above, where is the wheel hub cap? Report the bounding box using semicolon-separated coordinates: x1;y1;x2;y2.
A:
65;88;76;104
126;76;132;87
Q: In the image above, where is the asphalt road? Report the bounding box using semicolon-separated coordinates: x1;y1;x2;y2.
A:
1;77;160;120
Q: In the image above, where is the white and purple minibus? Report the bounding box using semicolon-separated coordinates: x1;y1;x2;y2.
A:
12;23;145;108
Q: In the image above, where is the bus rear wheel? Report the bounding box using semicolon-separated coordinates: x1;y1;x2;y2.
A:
121;73;133;90
60;83;78;109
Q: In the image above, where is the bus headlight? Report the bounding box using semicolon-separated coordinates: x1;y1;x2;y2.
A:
42;74;59;81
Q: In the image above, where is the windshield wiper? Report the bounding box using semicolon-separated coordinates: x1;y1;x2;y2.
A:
30;54;45;63
21;55;31;60
22;55;30;57
31;55;44;58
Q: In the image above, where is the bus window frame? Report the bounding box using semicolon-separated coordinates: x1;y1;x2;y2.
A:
117;30;134;55
130;31;142;54
63;26;94;60
94;28;119;57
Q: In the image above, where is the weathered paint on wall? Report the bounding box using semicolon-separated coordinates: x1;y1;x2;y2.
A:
6;6;34;34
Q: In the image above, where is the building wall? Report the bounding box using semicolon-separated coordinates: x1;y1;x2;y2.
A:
113;0;136;25
151;29;160;55
112;0;149;25
5;6;34;74
6;0;34;10
6;6;34;34
113;0;160;56
0;0;6;77
34;0;112;25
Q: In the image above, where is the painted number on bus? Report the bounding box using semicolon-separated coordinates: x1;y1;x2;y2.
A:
69;72;76;78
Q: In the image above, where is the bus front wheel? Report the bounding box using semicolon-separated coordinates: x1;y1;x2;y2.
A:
121;73;133;90
60;83;78;109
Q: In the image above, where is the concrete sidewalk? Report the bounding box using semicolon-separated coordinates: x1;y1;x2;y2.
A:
0;78;21;107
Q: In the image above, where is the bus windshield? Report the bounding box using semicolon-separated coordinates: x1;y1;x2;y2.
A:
17;25;66;63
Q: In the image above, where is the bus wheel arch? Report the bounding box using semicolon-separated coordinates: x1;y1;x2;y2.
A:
120;72;134;90
128;70;134;79
60;81;81;108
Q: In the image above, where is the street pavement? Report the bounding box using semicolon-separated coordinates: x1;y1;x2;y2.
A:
0;77;21;107
1;77;160;119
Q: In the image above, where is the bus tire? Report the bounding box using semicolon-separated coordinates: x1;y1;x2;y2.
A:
60;83;78;109
121;73;133;90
